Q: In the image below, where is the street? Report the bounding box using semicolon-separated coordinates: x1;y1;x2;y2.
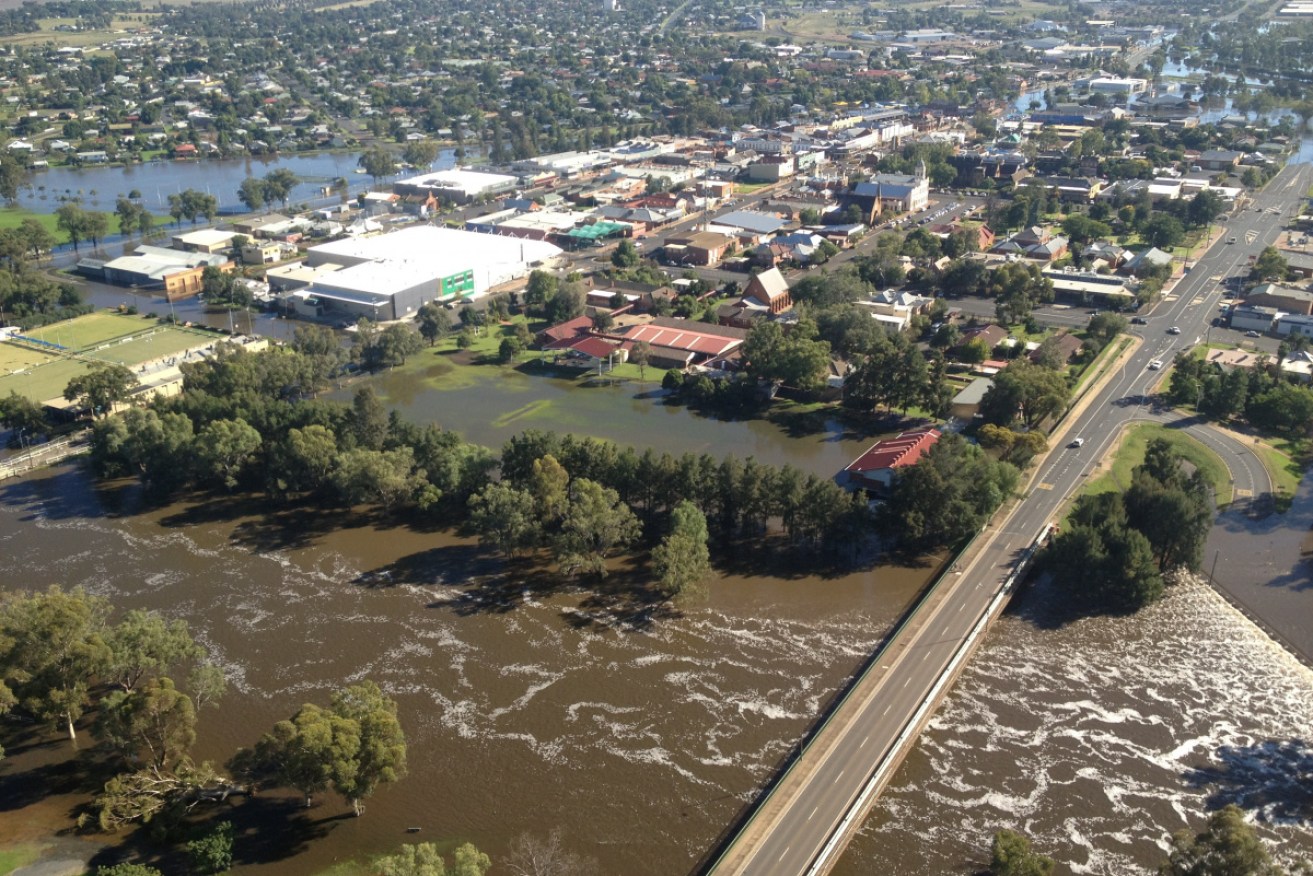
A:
708;158;1312;876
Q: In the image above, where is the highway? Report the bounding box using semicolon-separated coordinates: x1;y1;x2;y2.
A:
706;157;1313;876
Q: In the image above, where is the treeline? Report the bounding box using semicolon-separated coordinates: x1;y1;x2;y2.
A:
1169;349;1313;437
1041;439;1212;614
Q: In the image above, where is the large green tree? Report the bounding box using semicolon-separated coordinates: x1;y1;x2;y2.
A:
468;482;541;557
552;478;640;577
652;500;711;599
1159;804;1285;876
0;585;112;742
64;364;139;418
989;829;1055;876
95;677;197;771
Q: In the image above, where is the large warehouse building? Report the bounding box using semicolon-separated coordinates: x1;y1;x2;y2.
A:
392;169;519;204
297;226;562;322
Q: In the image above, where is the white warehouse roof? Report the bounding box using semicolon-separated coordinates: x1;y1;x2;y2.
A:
393;168;519;197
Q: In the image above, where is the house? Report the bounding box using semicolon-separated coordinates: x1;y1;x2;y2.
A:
1246;283;1313;316
839;428;942;491
1029;332;1084;365
993;226;1068;261
740;267;792;314
1281;348;1313;382
951;377;994;420
1197;149;1244;171
1083;241;1127;269
1123;247;1174;276
173;143;198;159
957;324;1009;352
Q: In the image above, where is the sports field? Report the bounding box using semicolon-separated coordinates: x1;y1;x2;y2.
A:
84;325;214;367
24;311;154;351
0;341;60;374
0;352;92;403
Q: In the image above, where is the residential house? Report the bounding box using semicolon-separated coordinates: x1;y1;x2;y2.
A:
839;428;942;491
950;377;994;420
1029;331;1083;364
1197;149;1244;171
1123;247;1174;276
663;231;732;267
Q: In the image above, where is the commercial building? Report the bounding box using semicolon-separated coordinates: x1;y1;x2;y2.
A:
294;226;562;322
392;169;519;204
86;245;232;299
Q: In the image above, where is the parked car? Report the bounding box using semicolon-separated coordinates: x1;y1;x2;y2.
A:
1130;317;1148;325
1245;330;1262;338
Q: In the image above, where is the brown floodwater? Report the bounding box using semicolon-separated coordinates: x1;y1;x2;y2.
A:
6;366;1313;875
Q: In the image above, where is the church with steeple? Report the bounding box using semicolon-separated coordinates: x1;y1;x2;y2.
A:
837;160;930;224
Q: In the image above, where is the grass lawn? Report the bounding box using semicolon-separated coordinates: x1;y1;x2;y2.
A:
25;311;152;351
1249;437;1302;511
0;341;60;372
0;353;91;403
0;843;42;875
1082;423;1234;507
0;207;62;242
82;324;214;366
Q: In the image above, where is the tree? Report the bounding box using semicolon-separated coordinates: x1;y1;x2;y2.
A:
64;363;138;418
104;610;202;693
237;177;267;213
651;500;711;599
1250;246;1289;282
193;418;262;490
0;389;49;438
546;284;585;323
87;760;233;832
96;867;163;876
1060;213;1112;248
374;842;491;876
331;448;427;511
0;585;112;742
359;146;398;185
468;483;540;556
246;703;353;808
525;270;558;315
612;238;640;269
417;302;451;345
95;677;197;771
631;340;651;381
1159;804;1284;876
263;169;299;210
187;821;234;875
351;386;389;450
19;217;55;261
552;478;640;577
378;323;424;367
55;203;87;251
990;262;1054;325
504;828;600;876
989;829;1055;876
1141;214;1186;250
979;360;1070;428
741;320;832;391
402;139;440;170
328;680;408;817
116;197;143;237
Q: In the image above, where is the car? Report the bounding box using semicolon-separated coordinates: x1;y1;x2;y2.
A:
1228;237;1237;244
1069;438;1085;448
1088;308;1100;315
1130;316;1148;325
1168;326;1182;334
1245;330;1262;338
1148;359;1163;370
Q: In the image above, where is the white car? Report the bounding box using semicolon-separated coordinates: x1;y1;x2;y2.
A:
1168;326;1182;334
1148;359;1163;370
1069;438;1085;448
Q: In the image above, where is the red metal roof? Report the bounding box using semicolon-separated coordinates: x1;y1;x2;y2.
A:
540;315;593;344
559;335;619;360
843;429;942;475
617;323;742;357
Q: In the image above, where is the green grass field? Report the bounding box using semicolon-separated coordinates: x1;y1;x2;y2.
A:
0;341;60;373
0;347;91;403
83;324;213;366
24;311;151;351
0;844;42;876
1081;423;1234;507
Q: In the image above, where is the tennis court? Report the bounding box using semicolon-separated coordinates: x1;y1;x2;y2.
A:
24;311;155;352
83;325;214;367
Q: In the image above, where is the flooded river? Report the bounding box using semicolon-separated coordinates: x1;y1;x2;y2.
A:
4;365;1313;872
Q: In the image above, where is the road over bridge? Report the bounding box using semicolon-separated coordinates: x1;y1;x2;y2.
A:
703;159;1312;876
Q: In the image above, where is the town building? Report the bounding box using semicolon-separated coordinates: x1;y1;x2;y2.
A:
839;428;942;491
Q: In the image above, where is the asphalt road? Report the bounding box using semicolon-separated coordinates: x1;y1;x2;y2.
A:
712;158;1313;876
